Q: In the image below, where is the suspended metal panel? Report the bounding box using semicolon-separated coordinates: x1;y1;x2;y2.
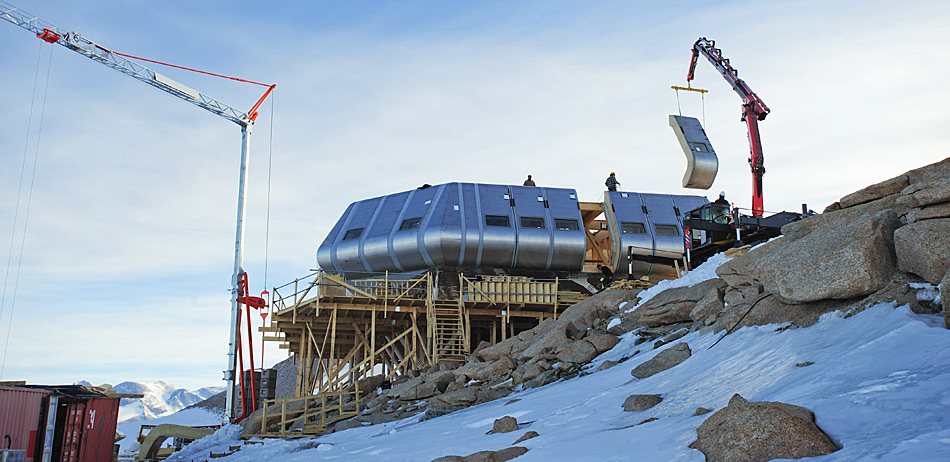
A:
670;115;718;189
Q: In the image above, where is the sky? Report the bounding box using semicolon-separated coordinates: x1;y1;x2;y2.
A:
149;254;950;460
0;0;948;389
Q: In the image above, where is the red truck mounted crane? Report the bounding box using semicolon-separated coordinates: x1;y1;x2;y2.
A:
687;37;770;217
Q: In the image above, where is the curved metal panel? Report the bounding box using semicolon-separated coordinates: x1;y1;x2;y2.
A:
670;115;718;189
543;188;586;271
640;193;686;260
475;184;517;269
604;191;655;276
511;186;552;270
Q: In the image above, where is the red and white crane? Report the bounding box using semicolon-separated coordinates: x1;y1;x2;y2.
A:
687;37;770;217
1;1;274;421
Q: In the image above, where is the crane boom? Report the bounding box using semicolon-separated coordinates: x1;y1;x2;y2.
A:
0;1;254;127
687;37;769;217
1;1;275;421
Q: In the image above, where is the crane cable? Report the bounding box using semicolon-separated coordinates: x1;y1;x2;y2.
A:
0;42;53;378
672;86;707;127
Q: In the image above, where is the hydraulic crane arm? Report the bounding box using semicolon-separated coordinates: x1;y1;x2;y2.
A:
0;1;274;128
687;37;769;216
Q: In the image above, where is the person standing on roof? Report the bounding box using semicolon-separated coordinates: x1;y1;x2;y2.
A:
523;175;536;186
714;191;729;206
605;172;620;191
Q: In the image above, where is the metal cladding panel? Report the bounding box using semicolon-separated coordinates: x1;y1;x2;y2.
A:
392;187;440;271
604;191;655;276
545;188;586;272
457;183;482;268
316;202;355;274
511;186;553;270
0;386;51;462
422;184;459;268
670;115;718;189
474;184;517;269
362;191;410;272
640;194;686;260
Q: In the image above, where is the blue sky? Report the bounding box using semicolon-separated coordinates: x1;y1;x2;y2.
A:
1;0;948;389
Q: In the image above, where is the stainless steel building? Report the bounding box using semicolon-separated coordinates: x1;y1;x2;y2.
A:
317;182;708;279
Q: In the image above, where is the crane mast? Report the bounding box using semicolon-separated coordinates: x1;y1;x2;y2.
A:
1;1;274;421
687;37;769;217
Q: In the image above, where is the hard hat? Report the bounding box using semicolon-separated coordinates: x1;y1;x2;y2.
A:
719;191;726;197
610;172;615;175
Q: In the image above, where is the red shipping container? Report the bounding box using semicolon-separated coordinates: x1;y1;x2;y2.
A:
0;385;52;462
56;396;120;462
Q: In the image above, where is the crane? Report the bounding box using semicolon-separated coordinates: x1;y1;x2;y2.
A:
687;37;770;217
1;1;274;421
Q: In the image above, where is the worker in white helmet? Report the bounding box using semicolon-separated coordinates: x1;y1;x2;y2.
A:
714;191;729;206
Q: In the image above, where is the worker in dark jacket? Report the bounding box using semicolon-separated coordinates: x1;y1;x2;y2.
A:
605;172;620;191
714;191;729;205
523;175;536;186
597;264;614;291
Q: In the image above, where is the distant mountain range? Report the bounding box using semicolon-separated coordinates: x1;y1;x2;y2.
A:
76;380;223;423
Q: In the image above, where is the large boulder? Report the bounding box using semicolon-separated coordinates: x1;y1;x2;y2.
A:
837;174;909;209
631;342;691;379
894;218;950;284
717;209;900;303
555;339;599;364
690;394;837;462
622;394;663;412
636;279;728;327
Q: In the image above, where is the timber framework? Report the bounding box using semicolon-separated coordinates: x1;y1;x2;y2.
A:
252;270;586;436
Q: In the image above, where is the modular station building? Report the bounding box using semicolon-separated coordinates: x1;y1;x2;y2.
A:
251;182;710;437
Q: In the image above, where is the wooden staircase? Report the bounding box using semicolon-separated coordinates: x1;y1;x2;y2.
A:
431;299;467;362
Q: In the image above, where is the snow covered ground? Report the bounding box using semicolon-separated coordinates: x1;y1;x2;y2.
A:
116;407;226;458
159;252;949;461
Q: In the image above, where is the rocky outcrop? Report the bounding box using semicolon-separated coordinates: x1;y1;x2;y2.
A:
894;218;950;284
631;343;691;379
636;279;728;327
717;209;900;304
690;394;837;462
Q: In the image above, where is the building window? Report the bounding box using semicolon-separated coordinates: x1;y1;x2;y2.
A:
654;224;681;236
621;222;646;234
485;215;511;227
554;219;580;231
342;228;363;241
399;217;422;231
520;217;545;229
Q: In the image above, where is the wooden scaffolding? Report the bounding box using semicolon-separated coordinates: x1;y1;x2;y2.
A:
250;269;586;437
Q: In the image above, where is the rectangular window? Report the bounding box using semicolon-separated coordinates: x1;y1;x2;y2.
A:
520;217;545;229
690;142;709;153
554;219;580;231
485;215;511;227
342;228;363;241
654;224;681;236
621;222;646;234
399;217;422;231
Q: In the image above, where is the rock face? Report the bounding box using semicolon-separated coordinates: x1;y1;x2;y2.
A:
622;394;663;412
637;279;727;327
691;394;837;462
718;209;900;304
894;218;950;284
631;343;691;379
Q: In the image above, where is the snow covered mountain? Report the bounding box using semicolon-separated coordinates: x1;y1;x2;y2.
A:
75;380;223;423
